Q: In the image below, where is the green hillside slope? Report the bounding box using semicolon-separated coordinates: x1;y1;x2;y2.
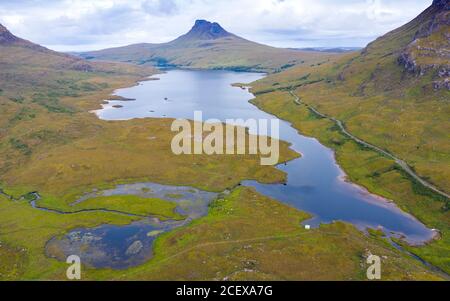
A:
254;0;449;191
250;0;449;272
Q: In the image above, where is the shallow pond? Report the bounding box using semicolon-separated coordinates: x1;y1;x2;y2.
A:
46;183;218;269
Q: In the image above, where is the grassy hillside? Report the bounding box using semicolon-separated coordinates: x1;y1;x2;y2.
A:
79;20;333;73
253;1;449;193
249;1;449;272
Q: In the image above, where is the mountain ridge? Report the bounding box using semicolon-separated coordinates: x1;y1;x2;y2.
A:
173;19;235;41
432;0;450;10
0;23;18;44
0;22;53;53
387;0;449;89
252;0;449;195
0;22;97;71
0;23;152;98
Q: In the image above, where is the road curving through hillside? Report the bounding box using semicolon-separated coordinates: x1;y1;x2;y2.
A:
289;90;450;201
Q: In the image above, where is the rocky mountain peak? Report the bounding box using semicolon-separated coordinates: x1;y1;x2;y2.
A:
0;23;77;60
398;0;450;90
432;0;450;10
0;23;19;44
183;19;232;40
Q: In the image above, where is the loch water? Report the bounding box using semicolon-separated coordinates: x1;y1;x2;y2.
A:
94;69;434;245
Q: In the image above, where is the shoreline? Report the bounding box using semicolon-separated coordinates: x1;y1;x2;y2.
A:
246;89;440;243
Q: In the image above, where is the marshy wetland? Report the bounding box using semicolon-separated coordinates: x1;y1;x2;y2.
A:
46;183;218;269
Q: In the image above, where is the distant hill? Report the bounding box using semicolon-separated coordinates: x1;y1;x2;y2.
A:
78;20;331;72
0;23;95;73
0;23;150;97
0;22;152;118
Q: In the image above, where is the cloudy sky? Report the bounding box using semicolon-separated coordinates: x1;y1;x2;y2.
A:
0;0;433;52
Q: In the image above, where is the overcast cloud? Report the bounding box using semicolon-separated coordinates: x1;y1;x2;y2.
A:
0;0;433;51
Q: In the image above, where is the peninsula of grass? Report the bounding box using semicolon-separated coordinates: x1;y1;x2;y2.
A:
72;195;185;220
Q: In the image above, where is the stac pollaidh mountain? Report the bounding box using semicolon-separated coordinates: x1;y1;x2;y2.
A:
80;19;328;72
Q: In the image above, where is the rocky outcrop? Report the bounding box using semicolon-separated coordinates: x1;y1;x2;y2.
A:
433;78;450;90
398;2;450;90
433;66;450;90
415;2;450;39
0;23;19;44
398;50;420;74
125;240;143;256
432;0;450;10
177;19;233;41
0;23;95;72
0;23;53;53
69;60;94;72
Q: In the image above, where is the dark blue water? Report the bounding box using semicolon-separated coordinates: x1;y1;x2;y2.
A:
47;219;176;269
94;69;435;245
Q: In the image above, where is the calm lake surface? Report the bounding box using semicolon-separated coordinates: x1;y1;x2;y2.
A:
94;69;435;245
